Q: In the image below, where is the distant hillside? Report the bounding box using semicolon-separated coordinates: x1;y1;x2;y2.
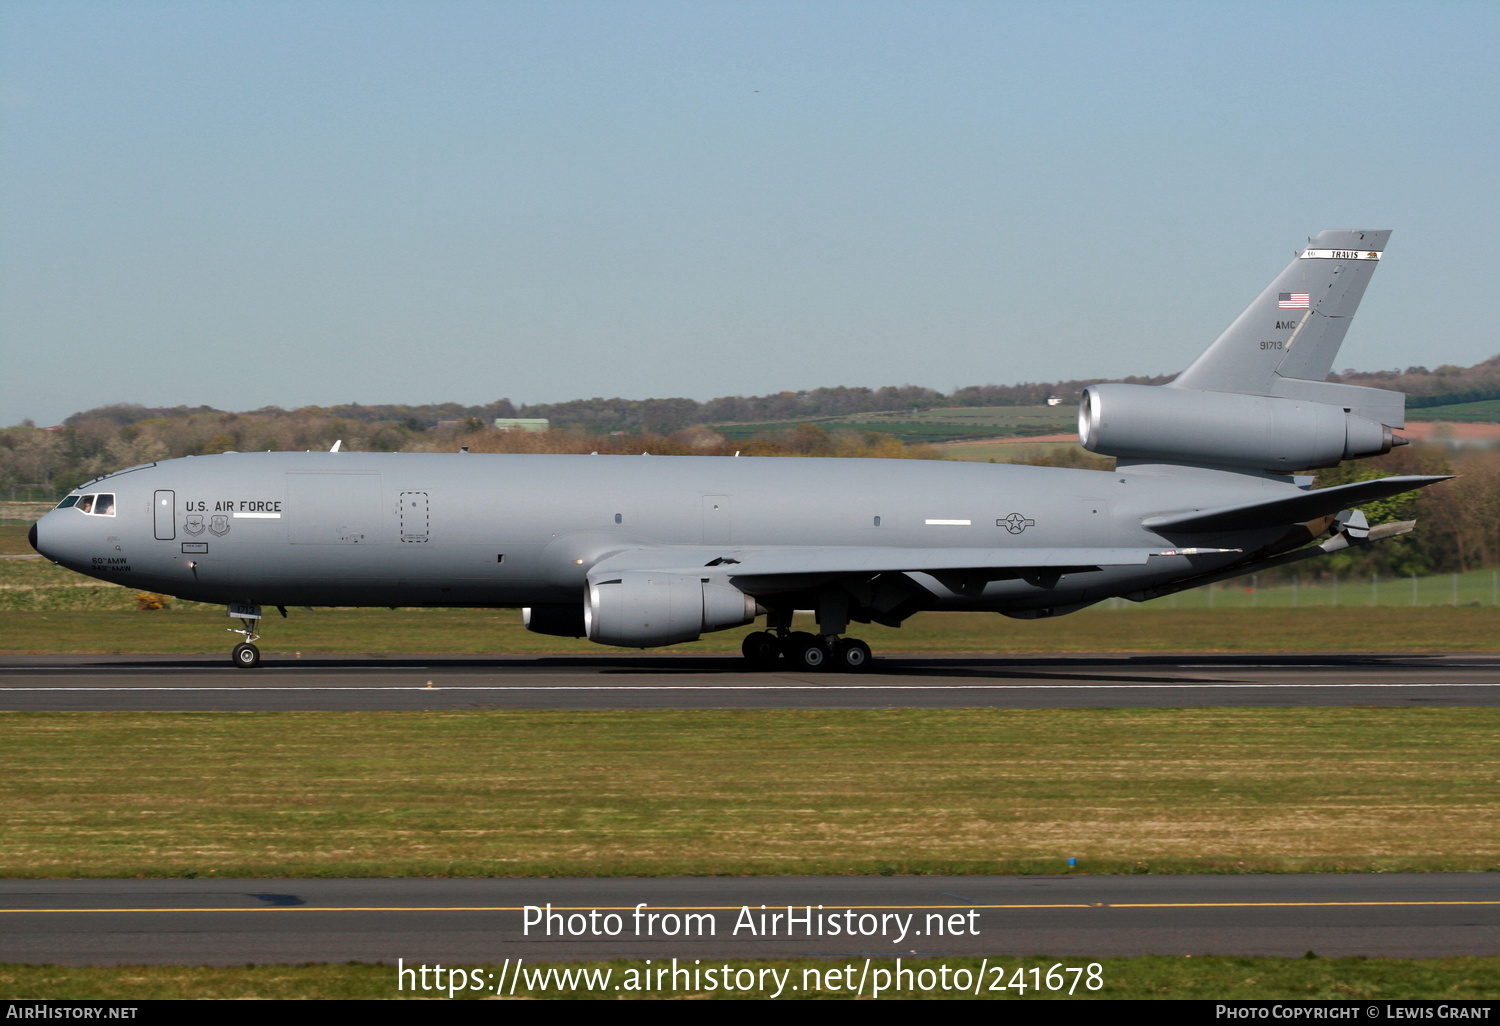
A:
30;355;1500;439
516;356;1500;433
511;378;1170;435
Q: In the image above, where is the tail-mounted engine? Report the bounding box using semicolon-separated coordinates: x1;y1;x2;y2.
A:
585;571;762;647
1079;383;1399;471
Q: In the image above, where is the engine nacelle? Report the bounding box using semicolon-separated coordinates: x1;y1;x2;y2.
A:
585;571;762;648
1079;383;1397;470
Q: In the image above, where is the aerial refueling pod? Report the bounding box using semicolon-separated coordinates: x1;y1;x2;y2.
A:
1079;383;1398;471
585;571;762;648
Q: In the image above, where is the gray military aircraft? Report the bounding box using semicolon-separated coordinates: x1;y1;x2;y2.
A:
31;229;1446;670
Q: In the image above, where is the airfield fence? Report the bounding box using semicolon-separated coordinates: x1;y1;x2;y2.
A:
1110;568;1500;611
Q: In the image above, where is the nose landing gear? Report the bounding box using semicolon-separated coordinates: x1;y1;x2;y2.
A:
226;602;268;668
228;616;261;668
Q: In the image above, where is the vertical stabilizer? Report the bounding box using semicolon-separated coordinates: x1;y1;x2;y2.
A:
1171;230;1391;395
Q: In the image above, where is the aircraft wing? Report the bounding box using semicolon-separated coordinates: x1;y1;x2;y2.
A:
591;545;1189;585
1141;475;1451;533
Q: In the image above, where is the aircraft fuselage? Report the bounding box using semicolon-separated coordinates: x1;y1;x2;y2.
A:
32;450;1281;614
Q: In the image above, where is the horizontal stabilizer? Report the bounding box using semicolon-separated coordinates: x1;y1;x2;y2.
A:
1266;377;1406;428
1142;475;1449;533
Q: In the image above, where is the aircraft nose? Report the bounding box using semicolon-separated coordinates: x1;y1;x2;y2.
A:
29;511;76;565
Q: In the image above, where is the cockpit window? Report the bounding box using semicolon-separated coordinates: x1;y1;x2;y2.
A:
55;495;79;509
74;493;116;516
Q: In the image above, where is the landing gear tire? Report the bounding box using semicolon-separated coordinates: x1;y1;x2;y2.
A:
741;631;782;669
834;638;872;672
791;637;830;672
232;643;261;669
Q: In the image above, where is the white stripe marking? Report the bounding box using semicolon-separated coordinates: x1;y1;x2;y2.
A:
1301;249;1381;260
0;683;1493;692
233;512;281;519
924;519;971;526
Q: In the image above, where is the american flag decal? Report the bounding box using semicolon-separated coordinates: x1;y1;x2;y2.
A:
1278;292;1311;309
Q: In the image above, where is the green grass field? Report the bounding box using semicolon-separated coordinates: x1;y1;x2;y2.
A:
3;708;1495;878
1103;567;1500;610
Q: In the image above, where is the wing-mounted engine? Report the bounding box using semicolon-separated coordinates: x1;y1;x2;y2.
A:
585;571;762;648
1079;383;1399;471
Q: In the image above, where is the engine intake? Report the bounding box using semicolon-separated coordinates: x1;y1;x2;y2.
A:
1079;383;1397;470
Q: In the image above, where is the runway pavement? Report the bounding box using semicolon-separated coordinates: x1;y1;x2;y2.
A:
2;874;1495;965
2;652;1499;710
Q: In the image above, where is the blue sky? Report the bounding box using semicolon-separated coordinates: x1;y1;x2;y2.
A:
3;1;1497;426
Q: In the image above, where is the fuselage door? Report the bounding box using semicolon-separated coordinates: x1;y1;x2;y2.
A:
153;490;176;541
400;491;430;543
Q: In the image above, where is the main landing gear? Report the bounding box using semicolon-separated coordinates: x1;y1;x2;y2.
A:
741;630;874;672
742;591;878;672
